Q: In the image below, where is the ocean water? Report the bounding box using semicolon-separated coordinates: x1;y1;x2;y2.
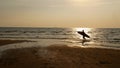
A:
0;27;120;50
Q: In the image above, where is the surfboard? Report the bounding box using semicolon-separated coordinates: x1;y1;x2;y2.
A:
78;31;90;38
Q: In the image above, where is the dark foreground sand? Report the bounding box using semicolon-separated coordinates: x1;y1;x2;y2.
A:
0;40;120;68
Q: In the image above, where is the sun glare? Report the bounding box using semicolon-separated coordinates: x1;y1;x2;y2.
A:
75;28;92;32
71;0;90;2
69;0;91;4
68;0;97;6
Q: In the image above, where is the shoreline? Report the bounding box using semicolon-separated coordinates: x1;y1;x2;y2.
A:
0;39;120;50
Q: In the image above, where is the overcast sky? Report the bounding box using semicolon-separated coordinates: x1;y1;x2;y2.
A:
0;0;120;27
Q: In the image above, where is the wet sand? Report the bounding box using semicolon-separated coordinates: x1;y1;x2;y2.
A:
0;40;120;68
0;40;29;46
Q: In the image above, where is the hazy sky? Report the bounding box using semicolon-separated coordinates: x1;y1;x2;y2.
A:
0;0;120;27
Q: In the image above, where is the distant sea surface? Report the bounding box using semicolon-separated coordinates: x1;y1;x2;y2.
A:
0;27;120;49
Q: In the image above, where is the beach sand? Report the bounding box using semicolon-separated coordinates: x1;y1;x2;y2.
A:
0;40;120;68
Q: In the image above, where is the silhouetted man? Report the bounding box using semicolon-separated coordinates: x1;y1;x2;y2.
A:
82;30;86;40
78;30;90;45
78;30;90;40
